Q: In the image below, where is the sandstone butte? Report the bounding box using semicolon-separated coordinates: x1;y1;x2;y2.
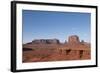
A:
23;35;91;63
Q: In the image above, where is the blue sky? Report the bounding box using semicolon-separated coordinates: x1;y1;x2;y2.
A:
22;10;91;44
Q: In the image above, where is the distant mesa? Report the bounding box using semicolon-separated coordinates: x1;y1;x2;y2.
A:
32;39;60;44
23;35;90;46
30;35;81;44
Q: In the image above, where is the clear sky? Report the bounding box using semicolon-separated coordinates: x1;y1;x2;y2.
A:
22;10;91;44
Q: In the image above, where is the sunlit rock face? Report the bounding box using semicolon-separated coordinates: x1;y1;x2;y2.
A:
68;35;80;44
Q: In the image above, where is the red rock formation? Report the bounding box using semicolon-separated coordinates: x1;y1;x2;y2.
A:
23;35;91;63
68;35;80;44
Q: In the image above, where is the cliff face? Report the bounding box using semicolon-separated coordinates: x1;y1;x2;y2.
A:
68;35;80;44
